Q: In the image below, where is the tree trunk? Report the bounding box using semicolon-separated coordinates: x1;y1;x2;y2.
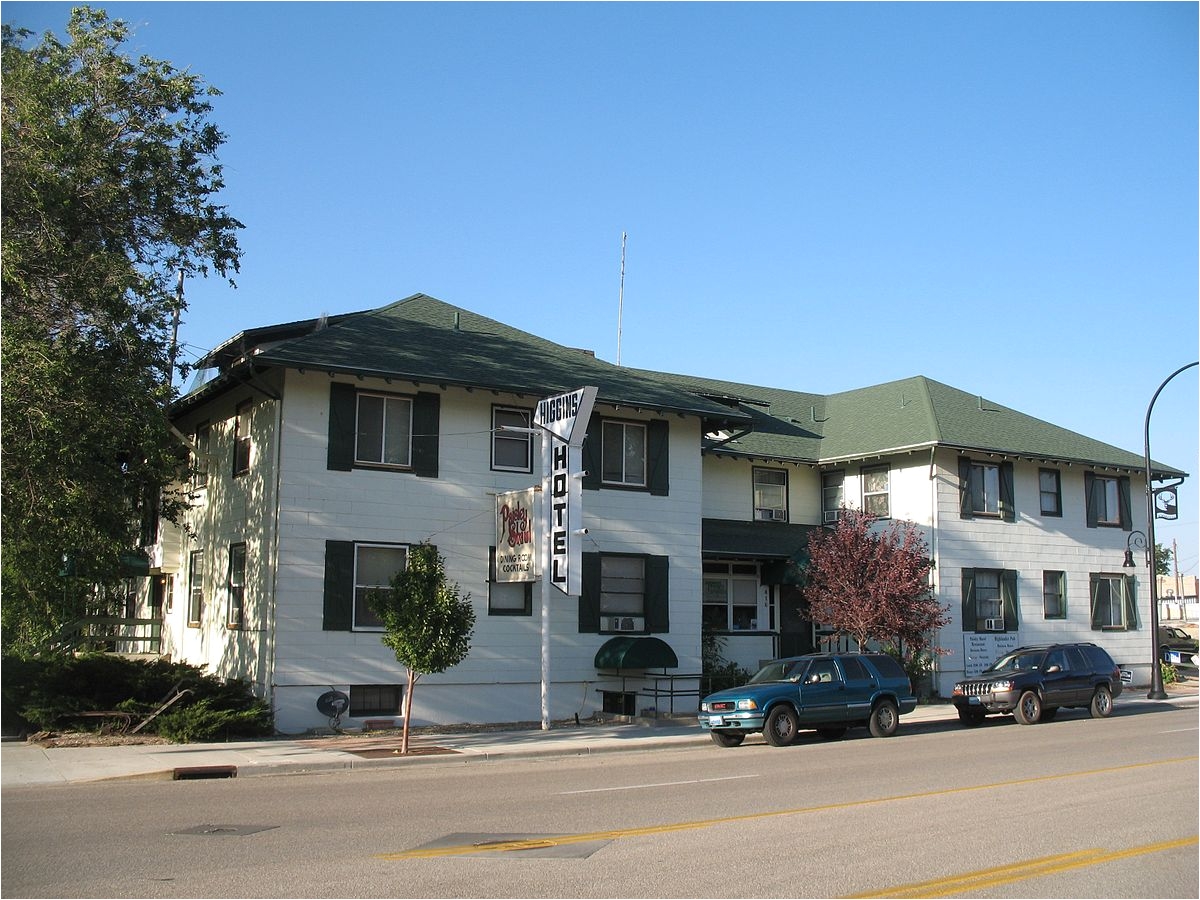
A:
401;670;417;754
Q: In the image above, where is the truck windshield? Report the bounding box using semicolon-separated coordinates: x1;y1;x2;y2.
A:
748;660;803;684
984;651;1043;674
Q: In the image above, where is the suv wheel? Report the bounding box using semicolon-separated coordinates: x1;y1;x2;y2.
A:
709;730;745;748
763;706;800;746
1090;684;1113;719
1014;690;1042;725
868;699;899;737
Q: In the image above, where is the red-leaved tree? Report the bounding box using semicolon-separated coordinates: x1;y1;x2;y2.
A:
803;509;948;667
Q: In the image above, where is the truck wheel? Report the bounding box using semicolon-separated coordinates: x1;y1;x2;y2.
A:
763;706;800;746
1090;685;1113;718
1014;690;1042;725
709;730;745;747
868;699;899;737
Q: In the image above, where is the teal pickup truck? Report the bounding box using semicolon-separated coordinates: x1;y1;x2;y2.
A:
698;652;917;748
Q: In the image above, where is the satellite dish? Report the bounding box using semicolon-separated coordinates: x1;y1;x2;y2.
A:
316;690;349;719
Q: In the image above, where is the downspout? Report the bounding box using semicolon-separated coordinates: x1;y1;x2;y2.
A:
928;446;942;697
264;387;285;723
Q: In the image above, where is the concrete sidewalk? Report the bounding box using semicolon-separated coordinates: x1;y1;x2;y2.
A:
4;688;1194;788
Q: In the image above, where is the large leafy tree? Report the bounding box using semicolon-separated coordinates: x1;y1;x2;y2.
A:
1;7;242;653
803;510;948;670
368;544;476;754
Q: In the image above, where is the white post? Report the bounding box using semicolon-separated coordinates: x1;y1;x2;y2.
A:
540;430;553;731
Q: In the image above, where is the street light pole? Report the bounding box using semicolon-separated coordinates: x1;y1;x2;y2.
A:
1142;360;1198;700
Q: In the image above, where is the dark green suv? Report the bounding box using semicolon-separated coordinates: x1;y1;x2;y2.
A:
952;643;1123;726
698;652;917;748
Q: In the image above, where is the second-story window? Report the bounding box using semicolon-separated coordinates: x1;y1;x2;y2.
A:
193;421;210;490
601;420;647;487
753;468;788;521
187;550;204;627
1085;473;1130;529
862;465;890;518
233;401;252;476
492;406;532;472
356;392;413;467
821;471;844;523
1039;468;1062;517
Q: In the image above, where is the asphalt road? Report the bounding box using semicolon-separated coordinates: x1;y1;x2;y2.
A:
2;702;1196;898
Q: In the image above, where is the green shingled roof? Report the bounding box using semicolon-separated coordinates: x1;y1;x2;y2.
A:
218;294;751;425
185;295;1184;479
641;370;1185;478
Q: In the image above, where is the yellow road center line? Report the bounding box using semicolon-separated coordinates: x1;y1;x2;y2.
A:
375;755;1196;861
855;835;1199;898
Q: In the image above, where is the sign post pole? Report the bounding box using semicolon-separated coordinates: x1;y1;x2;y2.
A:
534;386;598;730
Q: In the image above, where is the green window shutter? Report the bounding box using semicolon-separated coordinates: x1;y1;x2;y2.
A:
1089;573;1102;630
411;392;441;478
643;555;670;632
1118;476;1132;531
958;458;974;519
961;568;976;632
1123;574;1138;629
323;540;354;631
647;420;670;496
999;462;1015;522
328;383;357;471
1001;570;1019;631
1084;473;1099;528
578;552;601;632
581;414;601;491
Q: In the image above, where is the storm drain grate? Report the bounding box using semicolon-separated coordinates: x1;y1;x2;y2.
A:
169;825;279;837
173;765;237;780
404;832;611;860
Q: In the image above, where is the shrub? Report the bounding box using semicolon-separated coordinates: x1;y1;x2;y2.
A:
1;654;272;740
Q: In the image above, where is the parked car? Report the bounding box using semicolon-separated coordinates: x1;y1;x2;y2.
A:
1158;626;1198;665
698;652;917;748
952;643;1123;726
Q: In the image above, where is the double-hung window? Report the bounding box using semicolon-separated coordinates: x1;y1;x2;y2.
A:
1090;573;1137;630
1039;468;1062;517
601;420;647;487
959;458;1015;521
862;465;890;518
961;568;1018;633
187;550;204;627
488;546;532;615
821;471;845;523
233;401;252;476
356;392;413;467
753;468;788;521
192;422;211;490
1042;570;1066;619
1085;473;1130;529
353;544;407;630
580;552;670;633
492;406;533;472
227;543;247;629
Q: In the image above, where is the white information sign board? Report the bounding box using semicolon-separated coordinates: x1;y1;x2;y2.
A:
963;632;1020;676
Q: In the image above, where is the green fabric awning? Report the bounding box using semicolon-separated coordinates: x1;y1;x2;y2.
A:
594;636;679;670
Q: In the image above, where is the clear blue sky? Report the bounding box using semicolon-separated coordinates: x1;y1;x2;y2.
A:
8;2;1198;574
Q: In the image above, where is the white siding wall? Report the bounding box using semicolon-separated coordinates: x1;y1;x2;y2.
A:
268;371;706;733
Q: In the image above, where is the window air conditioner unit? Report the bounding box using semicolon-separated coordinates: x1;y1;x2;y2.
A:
602;616;643;632
983;618;1004;632
823;510;841;524
756;508;786;522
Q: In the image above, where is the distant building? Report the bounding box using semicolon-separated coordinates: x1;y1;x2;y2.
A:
141;295;1188;732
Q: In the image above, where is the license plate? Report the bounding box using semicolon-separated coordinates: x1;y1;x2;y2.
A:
968;696;981;705
708;717;724;727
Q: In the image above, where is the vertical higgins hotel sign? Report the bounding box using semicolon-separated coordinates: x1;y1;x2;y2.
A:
535;386;598;596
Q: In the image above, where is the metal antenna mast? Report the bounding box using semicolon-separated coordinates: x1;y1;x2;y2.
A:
617;231;627;366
